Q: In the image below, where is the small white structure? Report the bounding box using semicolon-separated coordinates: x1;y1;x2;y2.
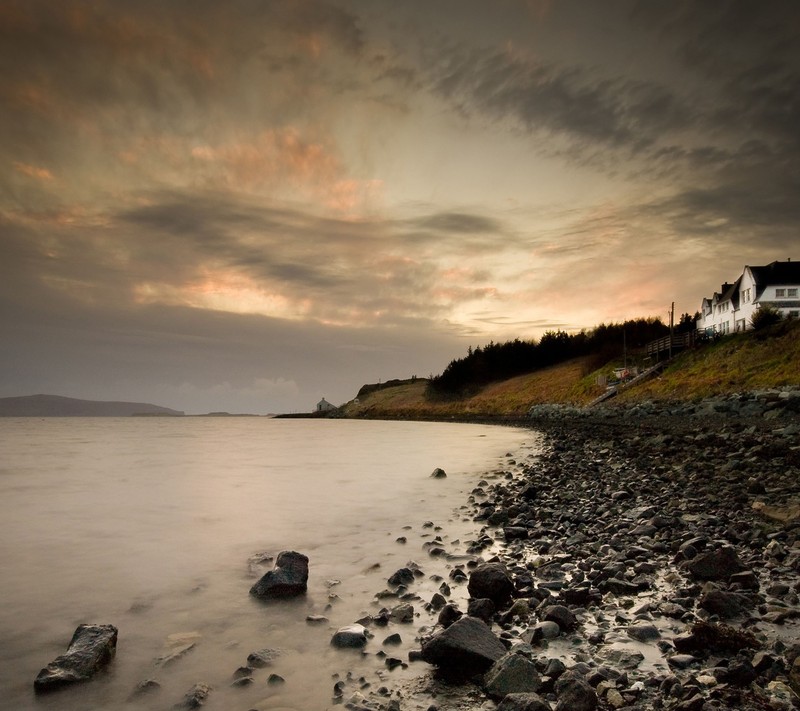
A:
697;260;800;336
316;397;336;412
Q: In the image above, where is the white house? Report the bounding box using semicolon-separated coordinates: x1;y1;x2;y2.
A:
697;260;800;336
316;397;336;412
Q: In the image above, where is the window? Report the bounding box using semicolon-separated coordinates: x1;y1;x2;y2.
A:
742;288;751;302
788;288;798;298
789;311;799;318
776;288;786;297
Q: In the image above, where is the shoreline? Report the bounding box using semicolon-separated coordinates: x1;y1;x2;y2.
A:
344;407;800;711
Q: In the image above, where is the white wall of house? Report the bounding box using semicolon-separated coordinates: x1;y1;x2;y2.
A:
736;268;758;331
698;285;736;335
758;281;800;318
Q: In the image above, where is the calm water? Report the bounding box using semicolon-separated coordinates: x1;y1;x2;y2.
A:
0;418;539;710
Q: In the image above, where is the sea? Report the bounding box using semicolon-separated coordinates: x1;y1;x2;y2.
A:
0;417;539;710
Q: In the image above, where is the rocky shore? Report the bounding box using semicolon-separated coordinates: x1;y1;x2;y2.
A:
338;396;799;711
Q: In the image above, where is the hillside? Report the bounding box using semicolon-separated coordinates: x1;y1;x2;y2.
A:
341;320;800;419
0;394;185;417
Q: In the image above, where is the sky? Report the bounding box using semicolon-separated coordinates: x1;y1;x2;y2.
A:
1;0;799;414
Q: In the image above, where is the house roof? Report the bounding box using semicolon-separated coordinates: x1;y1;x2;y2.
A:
749;260;800;286
720;276;742;308
748;260;800;299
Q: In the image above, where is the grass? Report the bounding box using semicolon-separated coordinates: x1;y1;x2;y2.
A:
339;320;800;419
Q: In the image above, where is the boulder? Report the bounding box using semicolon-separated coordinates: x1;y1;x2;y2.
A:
331;624;368;648
789;656;800;697
541;605;577;632
698;589;746;618
468;598;496;625
430;468;447;478
687;546;743;581
484;651;543;699
555;670;597;711
249;551;308;599
246;647;280;667
437;603;463;628
421;616;506;677
497;692;552;711
389;603;414;623
388;567;415;586
626;623;661;643
174;682;212;709
34;624;118;692
467;563;515;606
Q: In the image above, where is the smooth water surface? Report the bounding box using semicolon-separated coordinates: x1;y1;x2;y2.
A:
0;418;539;710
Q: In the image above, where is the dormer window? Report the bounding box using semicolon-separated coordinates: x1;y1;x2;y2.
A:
776;288;786;297
789;288;798;298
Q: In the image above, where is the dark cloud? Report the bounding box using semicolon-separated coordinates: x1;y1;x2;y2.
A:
425;44;692;153
416;212;502;234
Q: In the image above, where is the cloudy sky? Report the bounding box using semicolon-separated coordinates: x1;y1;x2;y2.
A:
1;1;798;414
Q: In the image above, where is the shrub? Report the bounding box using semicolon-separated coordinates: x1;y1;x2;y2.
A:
750;304;783;331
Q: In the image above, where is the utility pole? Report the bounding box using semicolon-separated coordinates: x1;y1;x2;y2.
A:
669;302;675;359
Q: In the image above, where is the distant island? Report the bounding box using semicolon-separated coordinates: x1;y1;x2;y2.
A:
0;394;184;417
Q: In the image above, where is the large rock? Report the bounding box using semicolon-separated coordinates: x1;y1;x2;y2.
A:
331;624;368;648
484;651;543;699
555;670;597;711
687;546;744;581
174;682;212;709
421;616;506;677
249;551;309;599
467;563;515;606
541;605;577;632
34;624;118;692
497;692;552;711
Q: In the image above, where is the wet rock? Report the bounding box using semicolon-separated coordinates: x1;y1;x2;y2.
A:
388;567;415;586
174;682;212;709
420;616;506;677
430;592;447;610
541;605;577;632
687;546;744;581
599;578;644;595
667;654;698;670
331;624;368;648
468;598;496;625
626;623;661;642
698;589;746;618
437;603;463;628
496;692;552;711
554;670;597;711
34;623;118;692
467;562;515;606
267;673;285;685
232;666;253;679
247;647;280;667
483;651;543;698
249;551;309;599
130;679;161;698
524;620;561;642
430;468;447;478
716;658;757;686
390;603;414;623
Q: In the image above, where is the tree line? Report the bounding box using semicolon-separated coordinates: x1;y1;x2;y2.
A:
427;315;696;397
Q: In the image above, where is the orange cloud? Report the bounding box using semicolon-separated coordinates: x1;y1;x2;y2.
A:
13;161;55;182
190;128;382;214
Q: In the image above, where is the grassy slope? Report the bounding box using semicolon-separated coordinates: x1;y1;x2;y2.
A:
617;320;800;402
341;321;800;419
341;357;604;419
